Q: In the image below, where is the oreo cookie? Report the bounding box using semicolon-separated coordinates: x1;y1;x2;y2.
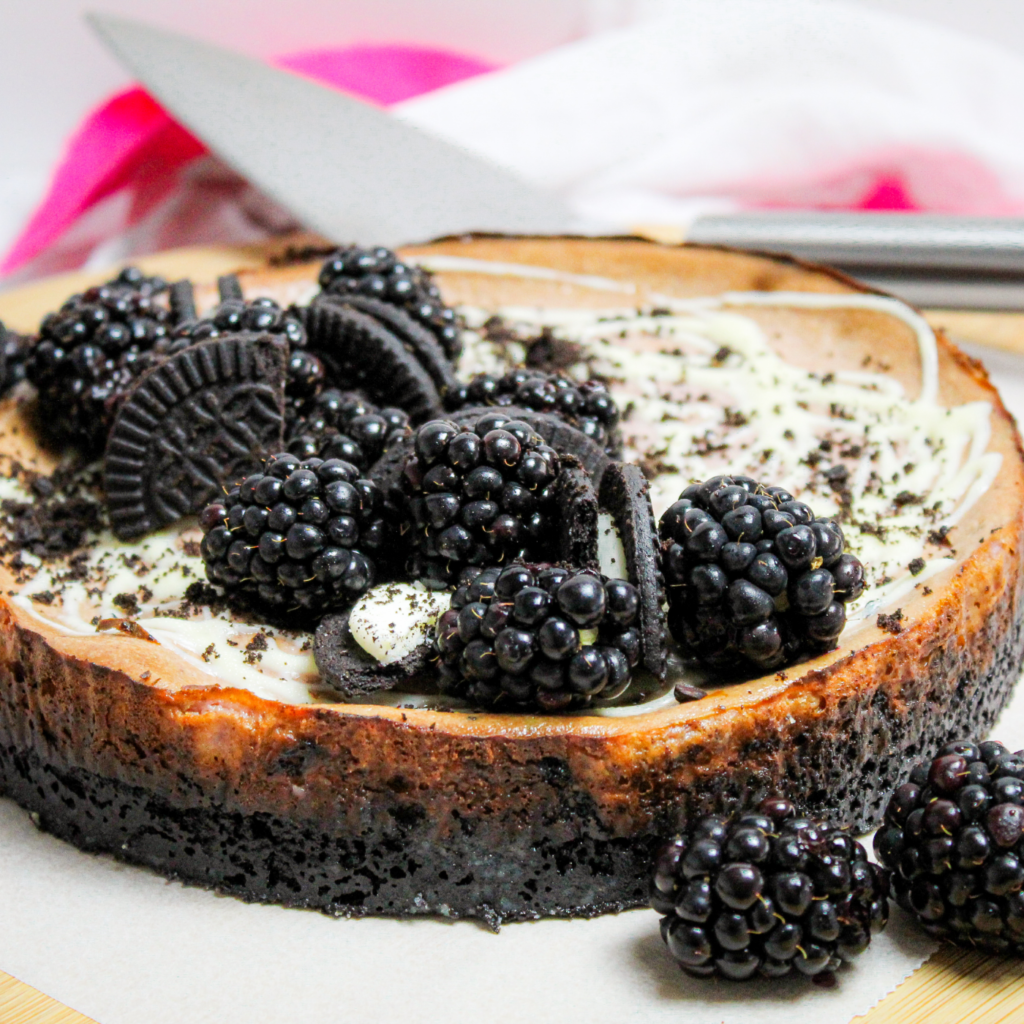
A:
314;293;460;400
556;459;600;570
299;303;445;423
314;609;436;699
598;462;667;680
450;405;610;487
216;273;245;302
168;279;197;323
105;334;286;539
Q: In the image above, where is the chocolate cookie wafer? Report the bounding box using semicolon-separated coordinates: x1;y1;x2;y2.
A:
598;462;668;680
104;333;287;539
300;303;445;423
315;608;437;698
315;293;461;400
556;459;600;570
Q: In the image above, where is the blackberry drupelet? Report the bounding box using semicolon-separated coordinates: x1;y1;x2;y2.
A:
434;563;640;710
286;388;410;471
24;267;174;450
169;295;318;417
659;475;865;674
652;798;889;981
317;245;461;359
874;738;1024;954
403;413;562;586
198;452;389;615
445;369;621;454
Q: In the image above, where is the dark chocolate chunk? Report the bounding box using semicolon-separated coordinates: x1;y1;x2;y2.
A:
314;609;437;698
299;303;445;423
599;461;667;680
104;333;286;539
217;273;244;302
169;280;197;323
556;458;599;570
451;405;610;487
315;293;461;400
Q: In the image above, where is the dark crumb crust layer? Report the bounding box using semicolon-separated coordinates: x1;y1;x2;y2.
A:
0;545;1021;926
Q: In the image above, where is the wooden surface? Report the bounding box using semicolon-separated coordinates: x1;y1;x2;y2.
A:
1;238;1023;1021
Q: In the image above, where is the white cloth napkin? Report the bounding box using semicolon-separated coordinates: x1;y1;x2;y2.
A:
396;0;1024;230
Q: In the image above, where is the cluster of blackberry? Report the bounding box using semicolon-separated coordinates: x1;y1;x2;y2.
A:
651;797;888;981
24;267;174;449
318;245;461;358
198;452;389;613
168;295;320;415
874;739;1024;953
445;370;621;453
660;476;864;674
286;389;410;471
434;563;639;709
403;414;561;586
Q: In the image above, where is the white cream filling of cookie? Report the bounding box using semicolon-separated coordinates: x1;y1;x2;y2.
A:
348;583;450;665
3;258;1004;714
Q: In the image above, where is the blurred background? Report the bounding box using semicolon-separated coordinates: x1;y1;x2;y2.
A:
3;0;1024;282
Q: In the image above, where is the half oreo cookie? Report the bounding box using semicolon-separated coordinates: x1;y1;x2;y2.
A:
556;458;600;570
314;609;437;698
314;293;461;401
598;461;667;680
105;333;287;539
299;303;445;422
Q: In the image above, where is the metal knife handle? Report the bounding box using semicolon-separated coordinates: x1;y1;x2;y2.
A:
687;212;1024;273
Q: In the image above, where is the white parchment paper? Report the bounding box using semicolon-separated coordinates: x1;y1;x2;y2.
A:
1;346;1023;1024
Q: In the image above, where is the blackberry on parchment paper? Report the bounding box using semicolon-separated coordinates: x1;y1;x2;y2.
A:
25;267;175;450
434;563;639;710
403;414;562;586
445;369;622;455
660;475;865;675
199;452;391;615
874;739;1024;954
652;798;888;981
286;388;410;471
317;245;462;359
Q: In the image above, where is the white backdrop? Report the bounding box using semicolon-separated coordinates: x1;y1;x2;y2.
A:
2;0;1024;257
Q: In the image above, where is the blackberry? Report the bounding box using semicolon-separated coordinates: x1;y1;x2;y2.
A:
24;267;174;449
659;475;865;674
652;798;889;981
874;738;1024;954
317;245;461;359
198;452;389;615
0;323;30;397
403;413;562;585
434;563;640;710
286;389;410;471
169;294;317;417
445;369;621;454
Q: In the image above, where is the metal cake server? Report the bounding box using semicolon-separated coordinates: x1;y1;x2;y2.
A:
87;13;577;248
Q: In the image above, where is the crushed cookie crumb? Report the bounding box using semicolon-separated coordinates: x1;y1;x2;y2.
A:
877;609;904;635
908;558;926;576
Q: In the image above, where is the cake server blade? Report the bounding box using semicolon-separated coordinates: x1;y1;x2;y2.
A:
87;14;577;247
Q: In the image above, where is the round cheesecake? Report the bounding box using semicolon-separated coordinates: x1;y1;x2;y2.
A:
0;235;1021;927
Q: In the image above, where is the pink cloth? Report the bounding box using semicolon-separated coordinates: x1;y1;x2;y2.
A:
0;45;496;275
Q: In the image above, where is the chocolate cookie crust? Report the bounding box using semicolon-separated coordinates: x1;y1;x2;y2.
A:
0;236;1022;927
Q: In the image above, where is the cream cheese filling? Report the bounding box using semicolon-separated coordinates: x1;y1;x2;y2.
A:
4;259;1002;715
